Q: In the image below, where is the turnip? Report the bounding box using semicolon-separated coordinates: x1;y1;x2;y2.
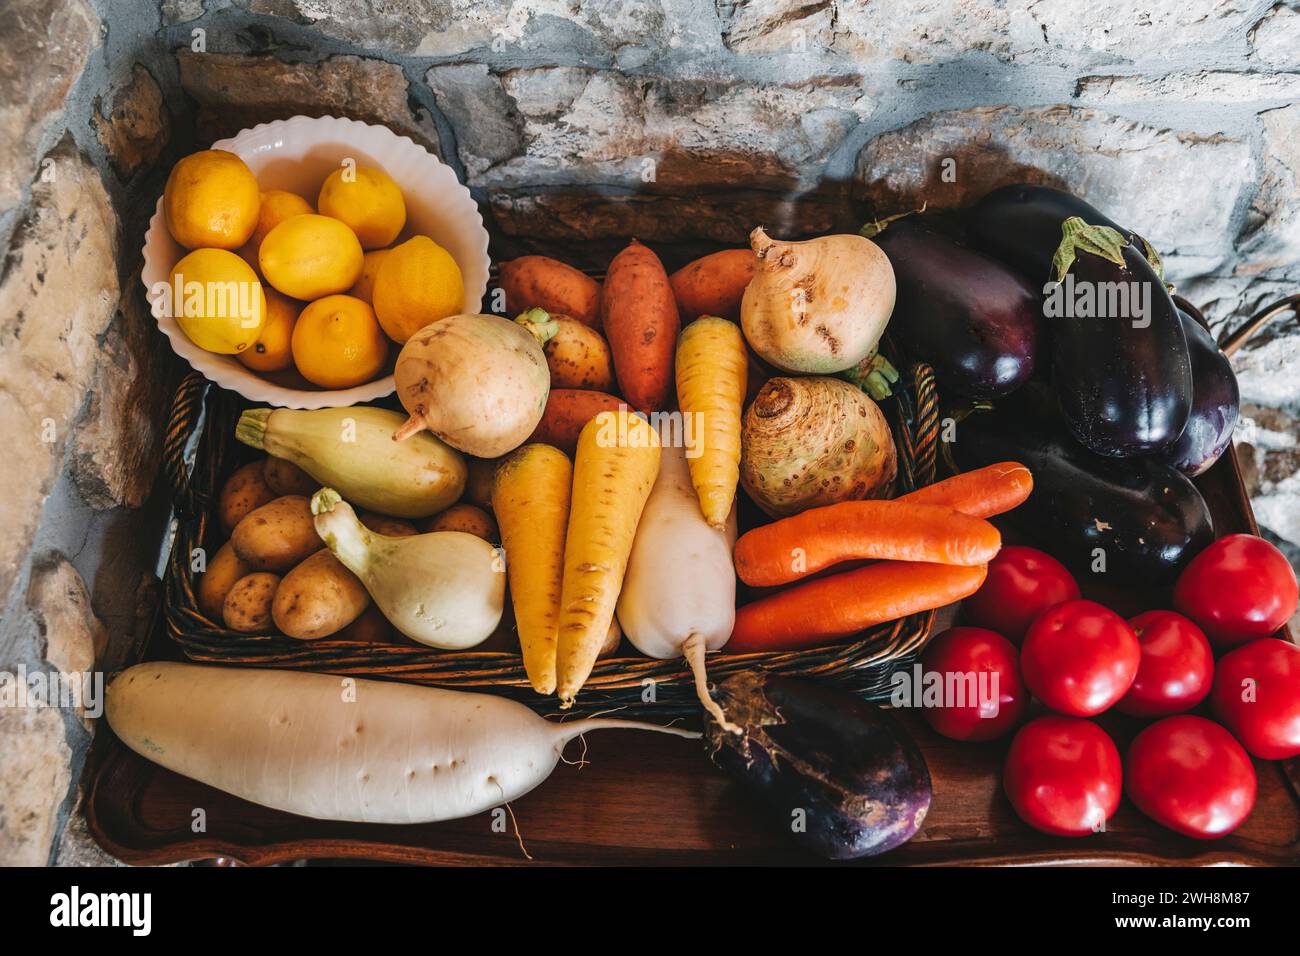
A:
106;662;699;825
393;313;550;458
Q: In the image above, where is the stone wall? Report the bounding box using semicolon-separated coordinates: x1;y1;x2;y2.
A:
1;0;1298;865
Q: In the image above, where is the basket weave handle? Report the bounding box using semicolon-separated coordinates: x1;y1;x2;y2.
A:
162;371;211;517
900;361;939;489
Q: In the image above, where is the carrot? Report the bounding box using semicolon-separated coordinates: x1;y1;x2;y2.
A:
528;388;625;455
669;248;756;322
733;500;1000;587
675;317;747;528
601;240;679;414
498;256;601;329
556;410;660;705
728;562;988;653
900;462;1032;518
493;444;572;695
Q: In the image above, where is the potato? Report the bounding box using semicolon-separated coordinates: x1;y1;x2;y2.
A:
272;549;370;641
264;456;318;496
542;316;615;391
230;495;322;571
197;541;253;621
358;511;418;537
337;604;394;644
463;457;498;511
598;614;622;659
222;572;281;632
422;503;497;542
219;460;276;533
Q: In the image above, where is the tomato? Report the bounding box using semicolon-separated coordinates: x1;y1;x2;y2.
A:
1173;534;1298;648
1210;637;1300;759
1003;716;1122;836
962;545;1081;644
1020;599;1140;716
1125;716;1256;838
919;626;1027;741
1115;610;1214;718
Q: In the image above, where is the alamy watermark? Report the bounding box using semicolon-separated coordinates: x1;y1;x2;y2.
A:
0;666;104;719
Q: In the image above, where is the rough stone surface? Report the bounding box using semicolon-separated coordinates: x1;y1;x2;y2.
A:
162;0;207;25
0;137;119;604
1237;104;1300;276
27;558;105;684
0;0;100;216
1250;3;1300;69
0;707;71;866
854;105;1255;274
1077;71;1300;105
176;51;442;154
94;64;171;178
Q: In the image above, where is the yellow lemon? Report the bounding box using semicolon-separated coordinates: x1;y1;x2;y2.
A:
317;165;406;249
167;248;267;354
291;294;389;388
163;150;261;250
238;288;300;373
348;248;391;306
259;214;364;300
250;190;314;249
372;235;464;343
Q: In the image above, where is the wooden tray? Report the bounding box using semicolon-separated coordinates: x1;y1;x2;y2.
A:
83;444;1300;866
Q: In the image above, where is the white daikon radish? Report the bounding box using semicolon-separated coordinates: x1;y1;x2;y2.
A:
617;429;740;732
106;662;699;825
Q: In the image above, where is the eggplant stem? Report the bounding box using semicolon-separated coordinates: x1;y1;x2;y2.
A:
683;634;743;735
1051;217;1129;282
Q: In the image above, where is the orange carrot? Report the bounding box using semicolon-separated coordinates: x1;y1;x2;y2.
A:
601;240;679;413
728;562;988;653
900;462;1032;518
669;248;756;322
733;500;999;587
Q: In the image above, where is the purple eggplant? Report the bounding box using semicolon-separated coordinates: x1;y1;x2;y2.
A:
705;671;931;860
1158;307;1240;477
967;183;1165;283
953;410;1214;584
871;218;1041;399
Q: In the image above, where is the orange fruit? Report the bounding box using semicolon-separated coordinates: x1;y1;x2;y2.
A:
317;165;406;249
163;150;260;250
291;294;388;388
238;288;300;373
372;235;463;343
348;248;391;306
249;190;314;249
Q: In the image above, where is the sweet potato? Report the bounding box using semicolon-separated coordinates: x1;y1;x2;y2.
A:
669;248;756;322
498;256;601;329
527;389;624;456
601;240;679;414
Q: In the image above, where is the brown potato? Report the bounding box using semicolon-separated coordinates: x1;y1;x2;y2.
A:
598;614;623;659
197;541;253;621
264;457;319;496
272;549;370;641
222;572;281;633
422;504;497;542
336;604;393;644
358;511;418;537
542;315;615;390
230;495;322;571
219;460;276;533
463;457;498;511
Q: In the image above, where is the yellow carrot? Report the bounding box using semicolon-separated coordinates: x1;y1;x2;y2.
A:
675;316;747;528
555;410;661;705
492;444;573;695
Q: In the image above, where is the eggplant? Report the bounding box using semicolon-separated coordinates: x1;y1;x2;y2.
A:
954;410;1214;584
967;183;1164;283
872;218;1041;399
1158;307;1240;477
705;671;931;860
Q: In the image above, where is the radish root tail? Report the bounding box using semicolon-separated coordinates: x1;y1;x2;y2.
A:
683;633;743;735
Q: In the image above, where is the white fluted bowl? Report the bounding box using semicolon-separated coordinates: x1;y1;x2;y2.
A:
141;115;489;408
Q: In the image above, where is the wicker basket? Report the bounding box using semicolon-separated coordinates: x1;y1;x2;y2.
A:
163;357;941;718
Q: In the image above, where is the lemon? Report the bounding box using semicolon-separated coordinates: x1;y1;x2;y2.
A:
259;214;364;300
372;236;464;343
291;294;389;388
163;150;261;250
317;165;406;249
348;248;391;306
168;248;267;354
238;288;300;373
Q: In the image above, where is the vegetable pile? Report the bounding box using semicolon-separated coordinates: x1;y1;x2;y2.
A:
120;171;1300;863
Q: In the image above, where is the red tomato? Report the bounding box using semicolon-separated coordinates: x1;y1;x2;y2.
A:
1003;716;1122;836
1116;610;1214;718
1211;638;1300;759
1020;599;1140;716
1125;716;1256;838
1174;534;1298;648
919;626;1028;741
962;546;1081;644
